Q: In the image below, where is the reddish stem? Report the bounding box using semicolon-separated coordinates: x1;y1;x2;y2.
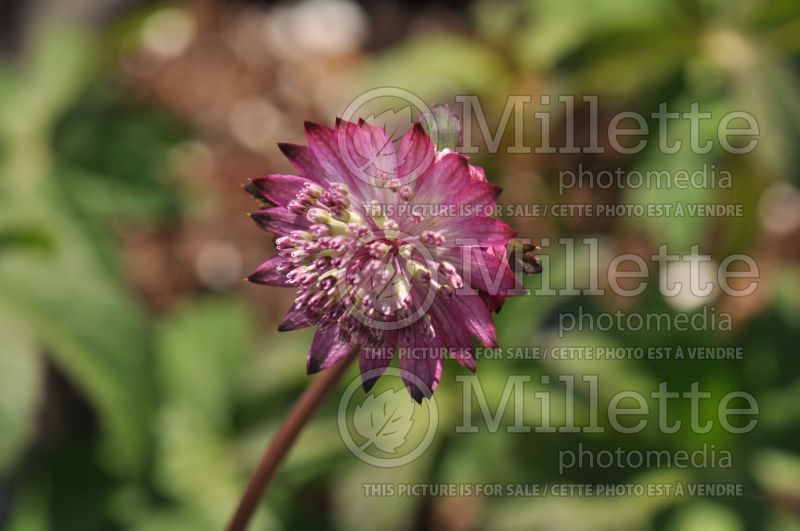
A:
226;348;359;531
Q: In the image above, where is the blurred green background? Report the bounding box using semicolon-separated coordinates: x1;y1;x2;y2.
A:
1;0;800;530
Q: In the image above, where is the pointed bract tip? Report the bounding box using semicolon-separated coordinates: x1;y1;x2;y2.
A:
409;121;428;139
277;142;297;156
407;386;429;404
361;378;376;393
304;120;322;133
306;359;321;375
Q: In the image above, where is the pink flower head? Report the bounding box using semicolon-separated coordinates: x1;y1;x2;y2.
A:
247;112;519;401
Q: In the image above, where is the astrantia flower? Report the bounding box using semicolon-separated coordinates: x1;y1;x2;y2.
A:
247;113;520;401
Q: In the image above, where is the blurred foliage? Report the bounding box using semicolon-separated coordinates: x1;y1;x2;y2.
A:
0;0;799;530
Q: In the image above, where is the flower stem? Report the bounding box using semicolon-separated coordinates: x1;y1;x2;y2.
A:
226;347;359;531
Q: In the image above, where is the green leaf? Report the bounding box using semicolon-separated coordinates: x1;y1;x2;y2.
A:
154;405;246;528
752;449;800;499
667;502;743;531
156;298;253;425
368;34;509;98
0;307;43;472
0;24;93;139
514;0;676;70
154;299;276;529
0;251;154;475
0;23;159;477
332;451;434;531
5;480;49;531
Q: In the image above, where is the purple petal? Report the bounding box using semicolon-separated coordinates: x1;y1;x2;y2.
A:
414;152;470;204
397;123;435;183
360;329;398;391
468;163;487;182
278;303;318;332
442;179;497;208
481;293;506;314
250;207;310;235
304;121;372;200
440;294;498;348
250;174;310;206
397;325;443;402
350;119;397;177
440;246;517;294
436;216;516;247
406;156;498;236
248;256;293;286
398;352;442;403
419;153;495;205
307;325;356;374
277;143;329;184
429;303;477;372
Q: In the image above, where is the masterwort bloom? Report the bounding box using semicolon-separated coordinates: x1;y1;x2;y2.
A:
247;110;521;401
